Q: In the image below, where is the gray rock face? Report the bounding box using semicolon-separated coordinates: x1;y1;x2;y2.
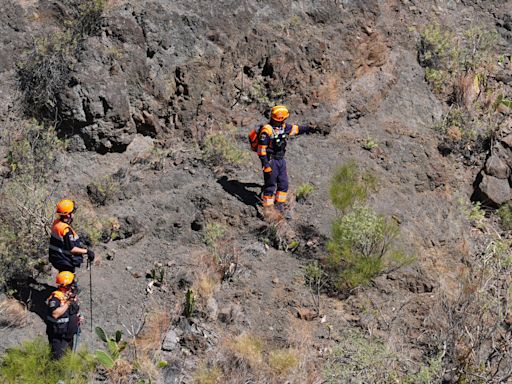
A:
479;173;512;206
162;329;179;352
485;154;510;179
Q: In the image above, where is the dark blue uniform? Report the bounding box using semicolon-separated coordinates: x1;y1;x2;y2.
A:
257;122;309;210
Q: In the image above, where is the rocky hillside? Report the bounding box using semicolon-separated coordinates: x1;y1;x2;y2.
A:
1;0;512;383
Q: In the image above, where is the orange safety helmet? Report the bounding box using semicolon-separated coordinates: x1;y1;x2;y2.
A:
56;199;76;216
56;271;75;287
270;105;289;122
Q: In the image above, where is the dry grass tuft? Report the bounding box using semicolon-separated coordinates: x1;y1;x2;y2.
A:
0;299;29;328
132;310;170;381
108;359;133;384
268;348;300;376
193;364;222;384
228;333;264;368
193;272;219;300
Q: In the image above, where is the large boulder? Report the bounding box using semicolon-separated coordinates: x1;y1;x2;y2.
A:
478;173;512;206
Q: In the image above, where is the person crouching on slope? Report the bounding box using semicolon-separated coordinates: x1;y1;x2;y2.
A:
46;271;81;359
257;105;312;214
49;199;94;274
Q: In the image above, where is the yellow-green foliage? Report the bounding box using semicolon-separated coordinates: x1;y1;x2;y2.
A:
0;337;95;384
230;334;264;367
498;202;512;231
296;183;315;201
327;206;412;288
323;329;400;383
202;124;248;167
420;24;497;95
0;121;64;288
203;222;227;250
193;364;222;384
268;349;299;376
329;161;376;212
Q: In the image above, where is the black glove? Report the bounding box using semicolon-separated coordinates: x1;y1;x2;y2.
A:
87;249;95;262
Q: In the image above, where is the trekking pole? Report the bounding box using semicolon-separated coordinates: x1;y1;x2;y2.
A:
88;259;93;333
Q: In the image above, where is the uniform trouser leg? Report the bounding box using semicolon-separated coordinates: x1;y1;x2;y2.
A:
262;164;278;206
275;159;289;211
49;336;72;360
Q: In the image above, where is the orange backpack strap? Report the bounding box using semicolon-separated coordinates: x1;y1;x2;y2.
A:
259;124;273;137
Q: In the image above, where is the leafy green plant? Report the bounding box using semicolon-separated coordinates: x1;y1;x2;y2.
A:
0;120;63;289
498;202;512;231
323;329;401;383
458;199;486;229
87;175;121;206
95;326;128;369
150;266;165;285
304;261;326;315
203;222;227;250
184;289;195;318
329;161;377;212
361;137;378;151
327;205;413;289
0;337;95;384
296;183;315;202
202;124;248;167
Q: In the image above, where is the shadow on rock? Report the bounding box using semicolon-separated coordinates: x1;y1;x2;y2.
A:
13;278;54;322
217;176;261;208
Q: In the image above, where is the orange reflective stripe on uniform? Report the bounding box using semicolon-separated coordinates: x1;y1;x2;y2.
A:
276;191;288;203
262;195;275;206
48;290;67;306
260;124;273;136
257;145;268;156
49;220;79;256
290;125;299;136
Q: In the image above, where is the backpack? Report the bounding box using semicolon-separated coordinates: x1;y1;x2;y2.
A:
248;125;273;152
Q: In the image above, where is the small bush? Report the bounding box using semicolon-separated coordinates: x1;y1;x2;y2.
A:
229;334;264;368
327;205;412;289
296;183;315;202
361;137;378;150
329;161;376;212
268;348;299;376
203;222;227;250
0;121;63;289
498;202;512;231
202;124;248;167
193;364;222;384
17;0;106;118
87;175;121;206
323;329;400;383
0;337;95;384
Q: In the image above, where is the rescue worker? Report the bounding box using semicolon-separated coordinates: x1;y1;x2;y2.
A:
46;271;81;359
49;199;94;274
257;105;312;214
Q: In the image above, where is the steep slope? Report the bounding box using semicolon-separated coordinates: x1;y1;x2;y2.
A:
0;0;511;383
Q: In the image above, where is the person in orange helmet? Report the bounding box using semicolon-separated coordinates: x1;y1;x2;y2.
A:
48;199;94;273
46;271;81;359
257;106;313;215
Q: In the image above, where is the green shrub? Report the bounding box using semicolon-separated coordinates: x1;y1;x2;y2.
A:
203;222;227;250
95;327;128;369
323;329;400;383
329;161;376;212
0;337;95;384
0;121;64;289
327;206;412;289
17;0;106;118
296;183;315;201
498;202;512;231
202;125;248;167
361;137;378;151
